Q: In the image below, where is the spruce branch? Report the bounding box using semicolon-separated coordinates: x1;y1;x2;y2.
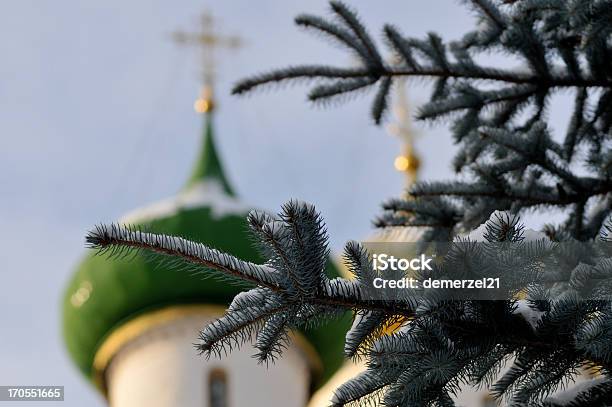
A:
232;0;612;238
87;204;612;405
86;223;411;316
86;223;281;289
233;1;612;120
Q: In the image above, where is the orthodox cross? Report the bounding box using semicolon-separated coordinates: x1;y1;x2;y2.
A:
172;12;242;113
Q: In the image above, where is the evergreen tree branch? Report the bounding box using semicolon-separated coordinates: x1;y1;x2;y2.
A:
87;204;612;405
86;221;414;317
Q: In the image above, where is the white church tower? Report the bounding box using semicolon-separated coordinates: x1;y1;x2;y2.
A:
62;13;348;407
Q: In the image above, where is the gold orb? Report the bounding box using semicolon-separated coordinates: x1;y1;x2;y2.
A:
194;98;213;113
394;155;410;172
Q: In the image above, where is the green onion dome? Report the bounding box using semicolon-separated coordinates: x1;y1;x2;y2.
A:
62;112;350;393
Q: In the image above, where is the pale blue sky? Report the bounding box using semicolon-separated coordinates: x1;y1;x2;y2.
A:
0;1;571;405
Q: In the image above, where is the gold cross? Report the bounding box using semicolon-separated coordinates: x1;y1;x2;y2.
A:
172;12;242;113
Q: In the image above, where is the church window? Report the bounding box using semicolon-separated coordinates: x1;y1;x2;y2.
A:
208;368;228;407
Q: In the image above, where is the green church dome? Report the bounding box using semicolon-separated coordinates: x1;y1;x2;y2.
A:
62;112;349;394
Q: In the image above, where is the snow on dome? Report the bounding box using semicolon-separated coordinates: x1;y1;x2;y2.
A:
120;178;250;225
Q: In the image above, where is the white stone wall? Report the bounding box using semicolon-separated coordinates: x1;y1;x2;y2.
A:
106;309;311;407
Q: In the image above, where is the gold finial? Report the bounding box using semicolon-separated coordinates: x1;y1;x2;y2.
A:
388;78;420;193
172;12;242;114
